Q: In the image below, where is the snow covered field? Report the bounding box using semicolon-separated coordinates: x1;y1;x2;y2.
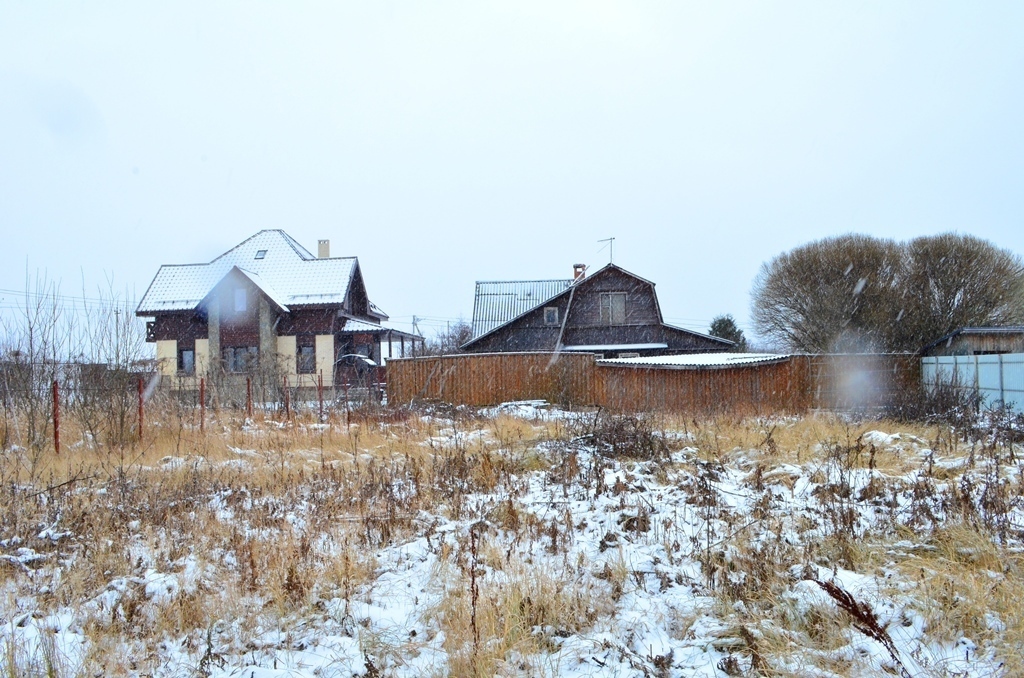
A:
2;404;1022;676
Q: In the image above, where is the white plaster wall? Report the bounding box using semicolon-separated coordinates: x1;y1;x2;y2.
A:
195;339;210;376
315;334;334;387
277;335;297;376
156;340;177;377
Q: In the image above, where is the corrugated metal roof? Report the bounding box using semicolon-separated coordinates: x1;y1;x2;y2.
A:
339;317;421;341
597;353;791;369
339;318;384;333
470;279;572;339
137;230;356;314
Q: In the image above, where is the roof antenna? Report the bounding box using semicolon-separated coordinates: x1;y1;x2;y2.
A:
597;237;615;264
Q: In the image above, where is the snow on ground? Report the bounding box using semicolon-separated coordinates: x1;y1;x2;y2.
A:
1;405;1022;676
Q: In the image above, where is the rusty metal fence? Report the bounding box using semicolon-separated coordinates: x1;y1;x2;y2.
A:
386;352;920;415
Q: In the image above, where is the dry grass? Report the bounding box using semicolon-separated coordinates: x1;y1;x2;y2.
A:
894;525;1024;673
1;401;1022;676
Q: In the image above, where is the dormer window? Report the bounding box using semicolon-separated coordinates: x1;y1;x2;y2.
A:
255;250;267;259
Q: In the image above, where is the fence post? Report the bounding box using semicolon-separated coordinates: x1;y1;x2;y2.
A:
344;381;350;430
199;377;206;433
999;353;1005;405
318;372;324;420
246;377;253;419
138;378;144;442
52;380;60;456
283;375;290;419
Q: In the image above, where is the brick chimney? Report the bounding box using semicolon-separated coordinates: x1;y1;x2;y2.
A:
318;239;330;258
573;263;587;281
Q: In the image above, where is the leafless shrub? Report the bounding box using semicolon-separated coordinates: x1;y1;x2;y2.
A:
570;411;670;461
885;378;981;433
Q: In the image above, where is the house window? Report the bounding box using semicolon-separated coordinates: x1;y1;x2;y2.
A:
224;346;257;373
544;307;559;325
178;348;195;375
255;249;267;260
234;288;247;313
599;292;626;324
618;352;640;359
297;345;316;374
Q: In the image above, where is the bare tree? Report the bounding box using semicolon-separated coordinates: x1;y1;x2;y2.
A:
1;271;150;453
752;233;1024;353
70;277;149;448
0;271;75;452
751;234;903;353
423;320;474;356
896;234;1024;350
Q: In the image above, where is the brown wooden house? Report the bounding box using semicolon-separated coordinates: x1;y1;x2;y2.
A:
136;230;422;389
461;263;732;357
920;326;1024;357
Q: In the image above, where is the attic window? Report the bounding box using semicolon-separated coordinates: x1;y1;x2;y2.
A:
599;292;626;324
255;250;267;260
544;307;559;325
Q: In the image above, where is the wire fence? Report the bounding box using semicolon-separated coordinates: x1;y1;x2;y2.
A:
0;358;389;453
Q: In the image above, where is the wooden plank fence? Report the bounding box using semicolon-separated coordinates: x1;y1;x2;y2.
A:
594;358;812;416
385;352;595;407
386;352;921;415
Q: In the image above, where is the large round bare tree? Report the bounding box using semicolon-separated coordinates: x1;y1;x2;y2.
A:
751;233;1024;353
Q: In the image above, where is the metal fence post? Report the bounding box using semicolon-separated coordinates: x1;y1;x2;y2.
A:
52;380;60;456
283;375;290;419
999;353;1005;405
246;377;253;419
199;377;206;433
138;378;144;442
318;371;324;420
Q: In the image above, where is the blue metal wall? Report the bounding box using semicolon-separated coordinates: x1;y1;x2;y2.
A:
922;353;1024;412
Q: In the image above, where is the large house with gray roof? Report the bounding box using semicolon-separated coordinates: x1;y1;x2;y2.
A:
136;230;422;389
461;263;733;357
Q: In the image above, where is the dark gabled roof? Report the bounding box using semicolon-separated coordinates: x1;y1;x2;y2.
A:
136;230;375;315
920;326;1024;354
461;263;733;350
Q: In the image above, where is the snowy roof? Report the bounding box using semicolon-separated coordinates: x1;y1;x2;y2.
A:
338;317;422;340
470;279;573;339
562;343;669;352
231;268;290;313
137;230;359;314
597;353;791;369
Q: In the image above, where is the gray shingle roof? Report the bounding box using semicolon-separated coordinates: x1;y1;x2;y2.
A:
470;279;572;339
136;230;358;314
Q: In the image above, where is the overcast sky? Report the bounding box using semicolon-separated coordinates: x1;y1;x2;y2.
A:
2;2;1022;342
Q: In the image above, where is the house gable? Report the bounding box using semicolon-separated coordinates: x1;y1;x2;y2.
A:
138;230;424;387
461;264;732;355
135;230;359;315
